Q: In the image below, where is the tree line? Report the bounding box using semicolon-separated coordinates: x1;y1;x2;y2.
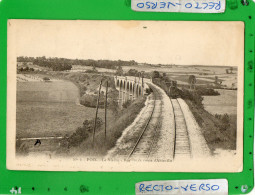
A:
17;56;138;71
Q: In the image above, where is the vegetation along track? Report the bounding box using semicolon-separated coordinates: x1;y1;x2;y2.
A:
127;85;162;160
171;99;192;160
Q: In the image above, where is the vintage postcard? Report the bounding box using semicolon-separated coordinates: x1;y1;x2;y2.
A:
7;20;244;172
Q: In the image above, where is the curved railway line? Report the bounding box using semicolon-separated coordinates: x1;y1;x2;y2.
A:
171;99;192;160
109;80;203;161
127;88;193;160
127;85;162;160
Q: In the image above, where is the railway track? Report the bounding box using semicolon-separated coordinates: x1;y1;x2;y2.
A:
127;85;162;160
171;99;192;160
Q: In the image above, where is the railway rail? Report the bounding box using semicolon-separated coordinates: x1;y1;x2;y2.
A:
171;99;192;159
127;85;162;160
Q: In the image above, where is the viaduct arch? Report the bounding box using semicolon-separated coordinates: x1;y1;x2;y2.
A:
114;76;149;106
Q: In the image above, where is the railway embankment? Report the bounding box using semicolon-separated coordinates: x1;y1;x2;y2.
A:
177;98;211;158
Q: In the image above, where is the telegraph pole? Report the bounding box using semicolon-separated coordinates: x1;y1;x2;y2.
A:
92;80;102;148
104;81;108;143
141;72;144;96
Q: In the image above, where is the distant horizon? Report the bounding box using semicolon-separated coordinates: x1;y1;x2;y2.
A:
17;55;238;68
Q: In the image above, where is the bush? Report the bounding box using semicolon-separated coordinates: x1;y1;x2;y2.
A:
108;99;120;117
43;77;50;81
80;95;96;107
80;94;105;108
215;113;231;131
85;69;98;74
18;67;35;72
68;118;103;147
196;88;220;96
122;100;132;108
180;89;204;109
215;114;221;119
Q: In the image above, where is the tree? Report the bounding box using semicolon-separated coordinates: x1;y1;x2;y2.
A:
230;67;233;74
129;60;137;66
215;76;219;84
188;75;196;90
92;65;96;71
108;99;120;118
220;114;230;131
115;65;123;76
151;71;160;78
127;69;138;76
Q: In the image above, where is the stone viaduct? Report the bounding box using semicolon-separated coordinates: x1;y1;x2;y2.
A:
114;76;151;106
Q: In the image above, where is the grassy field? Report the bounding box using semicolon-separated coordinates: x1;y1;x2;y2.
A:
17;101;107;138
169;75;213;85
203;89;237;115
17;80;109;138
17;81;80;103
71;65;116;73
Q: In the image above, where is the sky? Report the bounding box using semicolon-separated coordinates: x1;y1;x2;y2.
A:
9;20;244;66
